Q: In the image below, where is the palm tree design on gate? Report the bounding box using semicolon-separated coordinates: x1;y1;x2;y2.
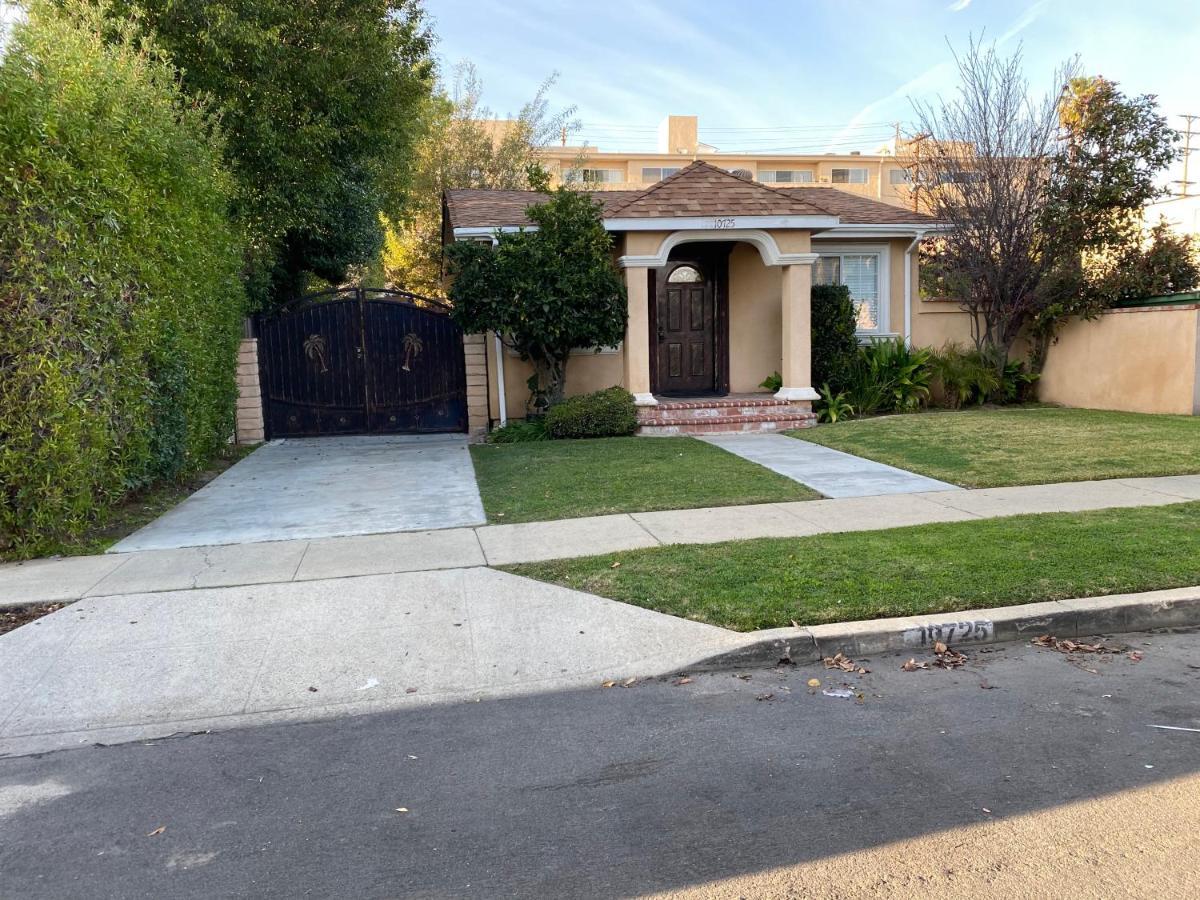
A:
303;333;329;373
402;332;423;371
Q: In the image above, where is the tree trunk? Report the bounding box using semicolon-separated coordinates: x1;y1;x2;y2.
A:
527;354;569;416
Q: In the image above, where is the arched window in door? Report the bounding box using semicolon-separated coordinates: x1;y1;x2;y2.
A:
667;264;704;283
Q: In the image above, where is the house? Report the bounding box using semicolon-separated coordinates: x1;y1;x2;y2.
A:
537;114;921;210
443;160;976;433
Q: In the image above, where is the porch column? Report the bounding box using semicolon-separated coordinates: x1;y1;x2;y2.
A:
775;262;820;404
623;265;657;406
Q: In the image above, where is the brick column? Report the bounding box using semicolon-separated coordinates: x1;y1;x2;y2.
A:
235;337;265;444
464;333;488;440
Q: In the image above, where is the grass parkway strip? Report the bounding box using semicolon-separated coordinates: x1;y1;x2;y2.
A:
793;407;1200;489
469;435;818;523
504;501;1200;632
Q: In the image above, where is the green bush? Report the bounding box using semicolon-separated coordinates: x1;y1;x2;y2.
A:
928;344;1038;407
811;284;860;394
844;339;933;416
544;387;638;439
487;419;550;443
0;2;246;555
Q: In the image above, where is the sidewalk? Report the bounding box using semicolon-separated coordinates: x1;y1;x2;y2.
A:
3;474;1199;607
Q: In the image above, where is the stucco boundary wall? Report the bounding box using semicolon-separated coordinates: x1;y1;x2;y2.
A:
1038;299;1200;416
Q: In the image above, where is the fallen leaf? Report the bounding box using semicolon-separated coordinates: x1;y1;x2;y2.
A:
610;561;621;569
981;807;992;814
934;641;948;654
146;826;165;837
307;686;318;692
405;687;418;694
673;677;693;686
394;807;409;813
806;677;822;688
756;693;775;702
823;652;866;674
621;676;637;687
601;680;617;688
901;658;928;672
734;673;752;681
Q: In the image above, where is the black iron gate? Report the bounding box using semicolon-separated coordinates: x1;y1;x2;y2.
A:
256;288;468;438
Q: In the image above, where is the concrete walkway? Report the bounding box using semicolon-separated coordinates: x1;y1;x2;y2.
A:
702;434;960;497
3;474;1199;606
111;434;486;553
0;568;741;755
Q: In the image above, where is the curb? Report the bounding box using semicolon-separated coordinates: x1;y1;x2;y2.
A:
687;586;1200;671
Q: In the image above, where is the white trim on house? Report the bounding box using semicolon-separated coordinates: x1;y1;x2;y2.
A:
605;215;840;232
813;242;891;335
617;229;819;269
813;223;950;240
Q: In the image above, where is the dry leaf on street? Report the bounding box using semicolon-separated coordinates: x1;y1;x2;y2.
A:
806;677;821;688
901;658;928;672
601;680;617;688
621;676;637;687
146;826;166;837
673;676;693;686
822;652;868;675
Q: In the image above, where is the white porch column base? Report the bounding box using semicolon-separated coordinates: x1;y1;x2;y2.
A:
632;392;659;407
775;386;820;402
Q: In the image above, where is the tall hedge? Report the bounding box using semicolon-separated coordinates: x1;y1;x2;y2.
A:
811;283;860;394
0;2;247;554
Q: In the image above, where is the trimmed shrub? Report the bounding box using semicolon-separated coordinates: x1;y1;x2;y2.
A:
811;283;860;395
544;387;638;439
0;2;246;555
844;339;933;416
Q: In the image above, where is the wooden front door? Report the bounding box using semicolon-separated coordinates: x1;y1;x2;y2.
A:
654;259;718;395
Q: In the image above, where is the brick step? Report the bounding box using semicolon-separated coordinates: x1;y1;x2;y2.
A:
640;405;800;422
638;413;816;436
652;397;791;410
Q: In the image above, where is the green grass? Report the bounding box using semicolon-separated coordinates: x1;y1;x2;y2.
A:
1;444;257;562
792;407;1200;488
469;436;818;523
505;502;1200;631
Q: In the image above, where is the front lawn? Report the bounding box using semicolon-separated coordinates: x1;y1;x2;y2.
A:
505;502;1200;631
469;436;818;523
792;407;1200;488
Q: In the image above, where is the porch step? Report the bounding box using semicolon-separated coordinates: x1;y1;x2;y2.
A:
637;411;816;436
640;397;798;423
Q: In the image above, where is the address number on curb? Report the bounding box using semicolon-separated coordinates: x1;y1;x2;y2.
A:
903;620;994;648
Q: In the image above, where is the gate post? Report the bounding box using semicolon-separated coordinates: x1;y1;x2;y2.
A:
463;333;488;440
235;319;265;444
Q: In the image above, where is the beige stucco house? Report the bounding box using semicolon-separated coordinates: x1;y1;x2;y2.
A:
444;160;976;433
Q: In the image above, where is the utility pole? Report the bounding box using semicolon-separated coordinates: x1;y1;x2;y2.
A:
1176;114;1197;197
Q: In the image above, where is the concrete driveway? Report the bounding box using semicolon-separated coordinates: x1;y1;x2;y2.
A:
110;435;486;552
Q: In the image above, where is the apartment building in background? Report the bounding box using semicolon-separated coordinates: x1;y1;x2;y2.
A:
541;114;921;209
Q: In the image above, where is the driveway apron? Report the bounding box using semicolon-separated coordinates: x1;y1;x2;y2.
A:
109;435;486;552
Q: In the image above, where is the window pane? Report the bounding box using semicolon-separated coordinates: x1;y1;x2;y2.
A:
641;167;660;182
814;256;840;285
663;167;681;178
842;255;879;330
759;170;777;182
794;170;814;183
889;168;912;184
831;168;848;183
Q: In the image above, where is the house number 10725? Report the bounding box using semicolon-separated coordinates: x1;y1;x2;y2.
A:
712;217;736;229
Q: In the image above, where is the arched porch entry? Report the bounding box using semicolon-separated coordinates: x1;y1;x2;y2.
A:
618;228;820;410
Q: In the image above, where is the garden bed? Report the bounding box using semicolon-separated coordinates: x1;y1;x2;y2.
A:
505;502;1200;631
1;602;68;637
469;436;818;523
792;407;1200;488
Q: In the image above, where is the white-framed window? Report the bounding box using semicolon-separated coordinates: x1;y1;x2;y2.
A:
831;167;869;184
565;168;623;184
813;245;889;334
888;168;913;185
758;169;814;184
641;166;682;182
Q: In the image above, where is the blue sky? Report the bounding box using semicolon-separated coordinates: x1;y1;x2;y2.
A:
429;0;1199;185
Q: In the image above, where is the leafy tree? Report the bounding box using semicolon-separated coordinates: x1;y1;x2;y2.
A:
118;0;435;306
383;62;578;295
911;45;1180;372
1084;219;1200;304
445;172;626;413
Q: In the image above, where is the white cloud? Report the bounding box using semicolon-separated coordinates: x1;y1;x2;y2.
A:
948;0;973;11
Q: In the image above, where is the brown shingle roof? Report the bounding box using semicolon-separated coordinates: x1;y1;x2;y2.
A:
442;163;945;232
443;188;639;229
605;160;833;218
776;188;940;226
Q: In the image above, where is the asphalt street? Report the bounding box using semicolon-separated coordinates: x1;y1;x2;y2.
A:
2;630;1199;899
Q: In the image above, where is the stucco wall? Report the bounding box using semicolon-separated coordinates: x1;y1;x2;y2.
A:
487;342;625;421
1038;304;1200;415
728;243;783;392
